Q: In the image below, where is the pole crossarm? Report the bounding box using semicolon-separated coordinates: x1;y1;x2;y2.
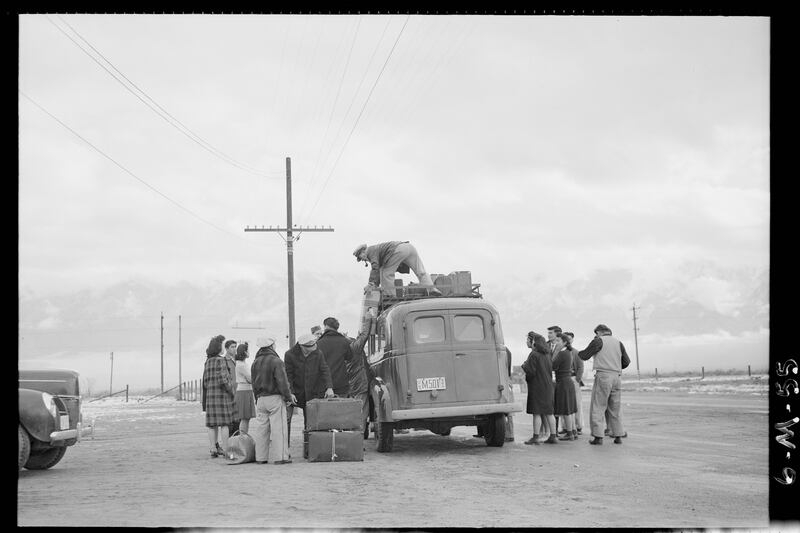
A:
244;226;334;232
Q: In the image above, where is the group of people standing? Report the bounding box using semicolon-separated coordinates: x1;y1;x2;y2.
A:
201;316;371;464
523;323;630;445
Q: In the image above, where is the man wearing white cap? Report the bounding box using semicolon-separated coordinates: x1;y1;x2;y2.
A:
353;241;442;298
284;333;334;446
250;337;294;464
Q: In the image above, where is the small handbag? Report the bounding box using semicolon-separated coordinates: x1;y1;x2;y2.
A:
225;430;256;465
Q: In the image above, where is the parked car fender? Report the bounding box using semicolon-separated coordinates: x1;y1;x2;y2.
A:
18;388;57;443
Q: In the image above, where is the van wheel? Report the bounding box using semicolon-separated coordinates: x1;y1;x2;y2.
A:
18;425;30;471
375;421;394;452
483;414;506;447
24;446;67;470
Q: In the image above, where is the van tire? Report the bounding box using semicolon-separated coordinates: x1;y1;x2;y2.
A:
24;446;67;470
483;413;506;447
375;421;394;452
18;425;30;471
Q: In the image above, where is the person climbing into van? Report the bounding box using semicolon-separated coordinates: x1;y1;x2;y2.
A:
353;241;442;298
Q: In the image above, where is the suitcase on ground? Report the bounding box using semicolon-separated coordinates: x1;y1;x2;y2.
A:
305;397;363;431
306;429;364;462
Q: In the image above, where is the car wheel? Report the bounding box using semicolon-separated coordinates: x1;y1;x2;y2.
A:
375;421;394;453
18;425;30;471
25;446;67;470
483;413;506;447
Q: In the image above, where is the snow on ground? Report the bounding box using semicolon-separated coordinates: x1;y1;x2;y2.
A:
82;395;197;423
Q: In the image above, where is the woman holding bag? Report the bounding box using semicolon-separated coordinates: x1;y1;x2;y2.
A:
202;334;235;458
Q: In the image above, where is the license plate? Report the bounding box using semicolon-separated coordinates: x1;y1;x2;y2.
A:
417;377;446;391
60;415;70;430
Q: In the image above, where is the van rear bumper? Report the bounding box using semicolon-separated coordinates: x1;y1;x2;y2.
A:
391;403;522;420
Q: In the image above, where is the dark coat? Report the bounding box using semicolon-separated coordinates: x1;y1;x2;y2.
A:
202;356;235;427
552;347;577;415
345;331;370;396
284;343;333;408
315;329;352;396
522;348;554;415
251;346;292;403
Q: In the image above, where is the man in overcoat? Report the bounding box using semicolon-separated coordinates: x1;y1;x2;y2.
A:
315;317;353;397
284;333;334;446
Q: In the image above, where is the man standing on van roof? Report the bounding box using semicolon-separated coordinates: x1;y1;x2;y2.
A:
578;324;630;445
353;241;442;298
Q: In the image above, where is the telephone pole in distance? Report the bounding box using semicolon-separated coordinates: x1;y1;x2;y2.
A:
632;302;641;380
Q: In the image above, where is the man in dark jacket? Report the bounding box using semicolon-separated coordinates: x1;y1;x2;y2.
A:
250;337;293;464
315;317;353;397
284;333;334;445
353;240;442;298
578;324;630;445
344;326;371;437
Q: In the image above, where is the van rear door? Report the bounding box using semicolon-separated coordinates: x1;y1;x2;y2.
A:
450;309;502;402
404;312;458;405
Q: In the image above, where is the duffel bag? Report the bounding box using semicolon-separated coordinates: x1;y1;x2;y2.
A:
226;430;255;465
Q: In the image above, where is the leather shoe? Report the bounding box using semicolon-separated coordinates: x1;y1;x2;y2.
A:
614;437;622;444
524;436;540;445
273;459;293;465
589;437;603;445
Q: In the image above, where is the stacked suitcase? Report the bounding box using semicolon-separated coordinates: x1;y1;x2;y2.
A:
303;398;365;462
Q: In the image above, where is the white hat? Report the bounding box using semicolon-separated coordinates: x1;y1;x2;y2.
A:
256;337;275;348
298;333;317;347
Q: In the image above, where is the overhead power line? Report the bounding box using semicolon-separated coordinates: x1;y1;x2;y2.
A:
46;15;281;180
303;15;411;223
19;89;258;247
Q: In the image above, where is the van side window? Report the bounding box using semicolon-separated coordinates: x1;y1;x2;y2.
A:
413;316;445;344
453;315;485;341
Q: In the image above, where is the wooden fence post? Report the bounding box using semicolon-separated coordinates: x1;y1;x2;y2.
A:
126;384;129;403
655;368;658;381
748;365;751;377
701;366;705;379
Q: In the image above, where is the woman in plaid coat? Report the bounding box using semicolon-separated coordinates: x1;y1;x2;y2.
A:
202;335;235;458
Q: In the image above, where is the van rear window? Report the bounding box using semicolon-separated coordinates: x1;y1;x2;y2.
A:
454;315;485;341
413;317;445;344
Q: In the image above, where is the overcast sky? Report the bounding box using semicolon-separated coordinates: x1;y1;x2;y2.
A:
18;15;770;389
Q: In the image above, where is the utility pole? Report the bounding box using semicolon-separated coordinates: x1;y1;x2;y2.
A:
160;312;164;393
178;314;182;393
632;303;641;380
109;351;113;395
244;156;334;347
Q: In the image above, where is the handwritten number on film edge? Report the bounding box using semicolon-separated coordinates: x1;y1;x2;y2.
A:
774;359;798;485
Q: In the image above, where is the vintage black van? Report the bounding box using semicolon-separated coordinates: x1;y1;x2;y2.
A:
366;295;520;452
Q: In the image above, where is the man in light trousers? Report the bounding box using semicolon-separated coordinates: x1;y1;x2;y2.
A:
250;337;294;464
353;241;442;298
578;324;630;445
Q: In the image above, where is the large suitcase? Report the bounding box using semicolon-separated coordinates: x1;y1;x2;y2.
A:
306;429;364;462
305;397;363;431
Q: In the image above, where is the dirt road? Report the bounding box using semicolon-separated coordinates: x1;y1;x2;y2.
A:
17;391;768;528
